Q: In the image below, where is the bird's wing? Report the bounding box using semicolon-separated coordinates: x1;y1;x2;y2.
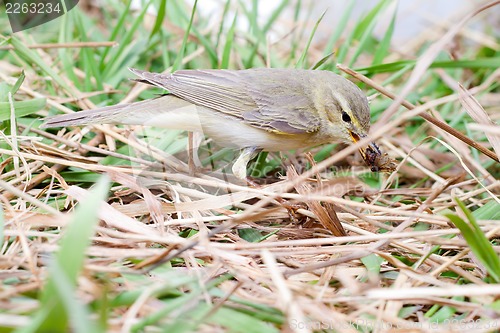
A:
129;68;321;134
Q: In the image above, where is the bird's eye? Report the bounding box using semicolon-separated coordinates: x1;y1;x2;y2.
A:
342;111;351;123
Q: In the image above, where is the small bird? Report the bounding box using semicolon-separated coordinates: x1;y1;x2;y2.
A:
42;68;392;178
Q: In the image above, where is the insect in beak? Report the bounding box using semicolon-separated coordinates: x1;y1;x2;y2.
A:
349;131;380;160
349;131;396;172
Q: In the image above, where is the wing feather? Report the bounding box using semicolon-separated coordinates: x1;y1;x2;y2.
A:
129;68;322;134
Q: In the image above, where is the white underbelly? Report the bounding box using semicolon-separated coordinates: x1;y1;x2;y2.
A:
135;104;318;151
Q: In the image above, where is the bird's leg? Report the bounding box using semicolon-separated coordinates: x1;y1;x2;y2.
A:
232;146;262;181
232;147;305;223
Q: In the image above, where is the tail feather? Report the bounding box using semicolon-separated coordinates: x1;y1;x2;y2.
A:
40;103;130;128
40;95;192;129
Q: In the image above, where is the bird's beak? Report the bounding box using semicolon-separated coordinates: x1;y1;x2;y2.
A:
349;131;382;164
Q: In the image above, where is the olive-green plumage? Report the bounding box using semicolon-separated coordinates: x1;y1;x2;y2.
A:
42;68;380;178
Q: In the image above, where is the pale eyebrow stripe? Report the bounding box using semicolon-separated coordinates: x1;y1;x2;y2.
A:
336;94;351;114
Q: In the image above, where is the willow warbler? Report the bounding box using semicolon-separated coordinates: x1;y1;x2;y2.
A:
42;68;393;178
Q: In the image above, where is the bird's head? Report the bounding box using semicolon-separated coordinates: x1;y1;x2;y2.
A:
322;76;383;168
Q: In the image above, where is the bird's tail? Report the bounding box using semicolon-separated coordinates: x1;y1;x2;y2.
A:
41;103;130;128
40;95;191;128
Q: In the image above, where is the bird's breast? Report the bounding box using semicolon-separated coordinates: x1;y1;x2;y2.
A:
138;103;326;151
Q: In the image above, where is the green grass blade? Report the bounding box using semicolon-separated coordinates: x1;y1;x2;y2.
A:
361;254;384;275
261;0;289;35
352;0;391;40
286;0;302;65
323;1;354;59
348;0;392;67
356;58;500;74
74;10;103;92
446;198;500;282
372;3;397;65
58;5;79;87
0;82;10;102
8;37;74;95
188;26;219;67
55;178;110;283
10;70;25;95
335;20;355;66
310;51;335;70
0;99;46;121
220;13;238;69
46;260;102;333
99;0;133;68
295;9;326;69
149;0;168;41
242;0;288;68
101;0;153;79
472;201;500;220
205;306;280;333
248;0;259;37
172;0;198;71
216;0;232;48
18;177;110;333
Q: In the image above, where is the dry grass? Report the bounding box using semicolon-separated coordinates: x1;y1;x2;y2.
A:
1;0;500;332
